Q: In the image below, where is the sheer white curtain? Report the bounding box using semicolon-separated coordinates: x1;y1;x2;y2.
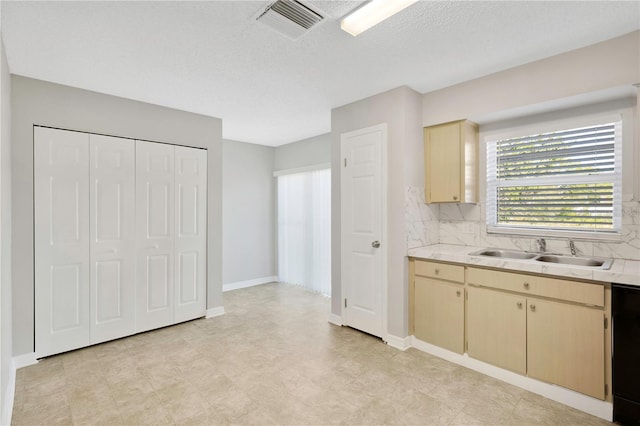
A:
277;168;331;296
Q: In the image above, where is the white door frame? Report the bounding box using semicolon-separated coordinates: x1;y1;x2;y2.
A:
340;123;388;342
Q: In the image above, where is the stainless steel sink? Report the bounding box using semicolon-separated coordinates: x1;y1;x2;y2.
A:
535;254;613;270
468;247;613;270
468;248;538;260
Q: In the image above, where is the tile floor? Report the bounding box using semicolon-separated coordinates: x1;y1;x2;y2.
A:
12;283;610;425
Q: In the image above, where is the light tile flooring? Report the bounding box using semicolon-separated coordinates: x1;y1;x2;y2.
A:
12;283;610;425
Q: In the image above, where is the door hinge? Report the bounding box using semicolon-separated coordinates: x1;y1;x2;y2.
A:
344;158;347;167
604;317;608;329
344;298;347;308
605;384;609;396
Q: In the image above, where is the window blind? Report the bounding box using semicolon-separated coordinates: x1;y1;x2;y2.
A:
487;119;622;232
277;168;331;296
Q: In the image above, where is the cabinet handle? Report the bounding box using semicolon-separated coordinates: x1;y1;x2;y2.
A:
523;282;530;289
456;290;461;297
434;269;439;275
530;304;536;312
517;302;523;309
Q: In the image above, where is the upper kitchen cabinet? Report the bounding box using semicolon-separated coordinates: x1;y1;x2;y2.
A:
424;120;478;203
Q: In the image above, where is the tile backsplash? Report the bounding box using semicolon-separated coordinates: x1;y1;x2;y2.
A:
405;186;439;249
406;186;640;261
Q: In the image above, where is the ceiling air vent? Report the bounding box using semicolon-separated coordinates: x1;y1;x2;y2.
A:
256;0;324;39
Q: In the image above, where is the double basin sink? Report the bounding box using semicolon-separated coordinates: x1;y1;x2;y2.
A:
469;248;613;270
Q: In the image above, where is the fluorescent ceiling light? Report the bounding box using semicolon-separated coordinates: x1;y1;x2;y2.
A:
341;0;419;36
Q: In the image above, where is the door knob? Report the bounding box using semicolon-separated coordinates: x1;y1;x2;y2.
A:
371;241;380;248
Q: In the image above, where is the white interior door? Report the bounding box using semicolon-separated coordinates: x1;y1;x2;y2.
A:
89;134;136;344
340;123;386;338
34;127;91;357
174;146;207;322
136;141;175;332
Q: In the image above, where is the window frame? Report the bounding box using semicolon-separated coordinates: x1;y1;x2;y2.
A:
484;112;623;241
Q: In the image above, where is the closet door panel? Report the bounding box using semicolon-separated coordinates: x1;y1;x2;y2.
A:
174;146;207;322
136;141;175;332
90;135;136;344
34;127;91;357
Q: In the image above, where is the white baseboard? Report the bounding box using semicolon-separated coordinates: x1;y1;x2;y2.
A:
1;363;15;426
205;306;225;319
411;337;612;421
12;353;37;370
223;276;278;292
3;353;38;426
385;334;411;351
328;313;342;326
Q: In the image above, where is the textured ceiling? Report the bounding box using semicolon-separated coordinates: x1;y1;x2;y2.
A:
2;1;639;146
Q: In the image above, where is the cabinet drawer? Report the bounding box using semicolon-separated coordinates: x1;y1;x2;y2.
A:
415;260;464;283
467;267;603;307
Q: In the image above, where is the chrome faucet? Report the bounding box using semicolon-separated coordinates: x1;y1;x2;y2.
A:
569;240;577;256
536;238;546;253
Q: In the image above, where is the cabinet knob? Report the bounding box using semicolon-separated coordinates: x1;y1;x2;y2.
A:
456;290;461;297
523;282;530;289
434;269;439;275
530;304;536;312
517;302;523;309
453;195;458;201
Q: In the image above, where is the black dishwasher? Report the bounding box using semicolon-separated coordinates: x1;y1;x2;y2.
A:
613;284;640;424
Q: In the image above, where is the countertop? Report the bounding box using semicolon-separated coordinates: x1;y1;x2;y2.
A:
407;244;640;287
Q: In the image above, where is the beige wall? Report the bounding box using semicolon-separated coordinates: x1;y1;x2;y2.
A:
331;86;423;339
423;31;640;126
274;133;331;172
222;140;276;285
0;35;12;423
11;76;223;356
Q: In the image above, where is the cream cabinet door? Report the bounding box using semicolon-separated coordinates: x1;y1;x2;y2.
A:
136;141;175;332
414;277;464;353
34;127;91;357
424;122;460;203
467;286;527;374
89;134;136;344
527;298;605;399
174;146;207;323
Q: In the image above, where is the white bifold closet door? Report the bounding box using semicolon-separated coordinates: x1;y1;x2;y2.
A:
135;141;207;332
35;127;91;357
90;134;136;344
35;128;137;356
135;141;176;332
35;129;207;358
174;146;208;323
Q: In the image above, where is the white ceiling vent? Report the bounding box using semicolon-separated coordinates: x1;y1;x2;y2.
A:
256;0;324;39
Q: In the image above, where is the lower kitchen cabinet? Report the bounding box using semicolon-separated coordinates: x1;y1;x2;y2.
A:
410;259;609;401
467;285;605;398
467;286;526;374
415;276;464;353
527;298;605;399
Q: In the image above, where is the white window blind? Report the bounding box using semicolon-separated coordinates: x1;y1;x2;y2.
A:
277;168;331;296
487;117;622;234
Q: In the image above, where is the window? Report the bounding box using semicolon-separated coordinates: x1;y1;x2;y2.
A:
486;116;622;236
